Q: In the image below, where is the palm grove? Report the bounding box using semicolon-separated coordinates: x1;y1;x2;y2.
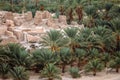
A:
0;0;120;80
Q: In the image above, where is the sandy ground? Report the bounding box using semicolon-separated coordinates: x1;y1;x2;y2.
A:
29;71;120;80
0;71;120;80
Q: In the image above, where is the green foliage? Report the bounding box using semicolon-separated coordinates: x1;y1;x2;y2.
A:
104;2;113;11
64;27;79;51
101;52;111;67
0;63;10;79
10;66;29;80
32;49;59;66
59;47;73;65
0;43;32;68
59;47;73;73
109;51;120;72
85;59;103;76
41;30;68;51
88;48;100;59
75;48;87;59
110;17;120;33
75;48;87;67
84;5;97;17
41;64;61;80
69;67;80;78
0;44;30;79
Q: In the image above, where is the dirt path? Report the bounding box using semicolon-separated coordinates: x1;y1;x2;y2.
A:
0;71;120;80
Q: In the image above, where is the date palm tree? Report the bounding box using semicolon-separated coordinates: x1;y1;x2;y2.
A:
85;59;103;76
0;63;10;79
84;5;97;27
2;43;32;68
32;49;59;66
10;66;29;80
110;18;120;51
109;51;120;73
75;48;87;67
41;30;68;52
101;52;111;67
93;26;115;52
59;47;73;73
41;63;61;80
64;27;79;53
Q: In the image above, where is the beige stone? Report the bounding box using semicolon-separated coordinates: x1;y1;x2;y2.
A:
5;19;15;27
7;27;15;32
0;26;7;35
71;21;78;25
27;34;40;43
13;30;24;41
27;28;44;34
25;11;33;21
5;31;14;37
0;12;5;24
0;36;18;45
34;11;42;25
46;19;59;29
59;15;67;25
4;12;13;20
14;16;25;26
42;11;51;19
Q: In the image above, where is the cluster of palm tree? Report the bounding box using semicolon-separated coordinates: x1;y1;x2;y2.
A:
0;25;120;80
0;0;119;20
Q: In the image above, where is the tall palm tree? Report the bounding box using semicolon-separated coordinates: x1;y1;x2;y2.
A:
41;30;68;52
101;52;111;67
84;5;97;27
109;51;120;73
110;18;120;51
64;27;79;53
75;48;87;67
93;26;115;52
59;47;73;73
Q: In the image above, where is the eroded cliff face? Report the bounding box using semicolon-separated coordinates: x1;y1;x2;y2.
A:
0;11;84;49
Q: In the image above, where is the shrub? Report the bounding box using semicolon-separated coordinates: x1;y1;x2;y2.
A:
69;67;80;78
10;66;29;80
41;64;61;80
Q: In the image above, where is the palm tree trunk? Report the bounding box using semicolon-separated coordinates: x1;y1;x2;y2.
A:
77;59;81;67
116;67;119;73
49;78;53;80
93;70;96;76
35;0;39;8
104;62;107;67
116;34;120;51
62;64;66;73
10;0;13;11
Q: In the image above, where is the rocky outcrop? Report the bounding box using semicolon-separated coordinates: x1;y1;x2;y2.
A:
24;11;33;21
27;34;40;43
14;16;25;26
42;11;52;19
0;11;73;46
59;15;67;25
34;11;42;25
5;31;14;37
4;12;14;20
0;36;18;45
5;19;15;27
13;30;24;41
0;25;7;35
